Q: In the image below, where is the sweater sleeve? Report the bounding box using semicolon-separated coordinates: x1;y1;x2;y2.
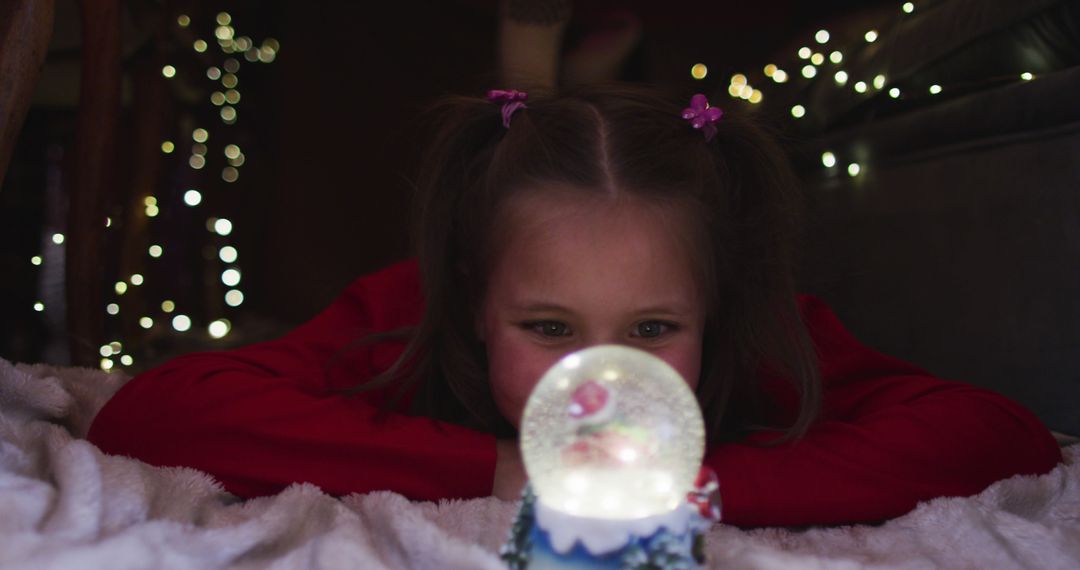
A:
706;294;1063;527
86;259;496;501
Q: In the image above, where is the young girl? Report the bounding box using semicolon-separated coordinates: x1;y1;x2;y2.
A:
87;83;1061;528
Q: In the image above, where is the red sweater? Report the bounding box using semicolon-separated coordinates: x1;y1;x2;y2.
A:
87;259;1062;527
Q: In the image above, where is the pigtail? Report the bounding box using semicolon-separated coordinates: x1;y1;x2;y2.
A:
351;93;526;435
704;110;822;443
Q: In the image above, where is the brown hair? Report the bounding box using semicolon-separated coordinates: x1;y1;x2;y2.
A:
347;82;820;445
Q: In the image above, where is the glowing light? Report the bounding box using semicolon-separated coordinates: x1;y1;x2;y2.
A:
105;217;111;228
224;144;242;159
162;300;176;313
764;64;777;77
194;39;208;53
110;341;122;353
822;151;837;168
177;14;191;27
739;84;753;99
219;246;238;263
848;163;861;177
130;274;144;286
220;106;237;123
791;105;806;118
772;69;788;83
222;73;238;88
1021;72;1034;81
749;89;763;104
120;355;133;366
264;38;280;52
31;256;42;266
214;218;233;236
815;30;830;44
52;233;65;245
235;37;252;51
161;141;175;153
245;48;260;62
100;358;114;371
225;89;241;104
874;74;886;89
225;289;245;307
215;25;234;41
144;196;157;207
106;303;120;315
115;281;128;295
216;12;232;25
33;302;44;312
222;167;239;183
834;70;849;85
139;317;154;329
855;81;868;93
207;67;222;81
798;47;811;59
811;53;825;65
731;73;747;86
865;30;879;42
801;65;817;79
690;63;708;80
903;2;915;13
222;268;242;287
224;58;240;73
162;65;176;78
189;155;206;169
889;87;901;98
149;244;163;258
727;84;740;97
184;190;203;206
830;51;843;64
229;153;246;167
211;91;226;106
208;319;232;339
100;345;112;357
172;314;192;332
258;46;277;63
193;128;209;143
929;84;942;94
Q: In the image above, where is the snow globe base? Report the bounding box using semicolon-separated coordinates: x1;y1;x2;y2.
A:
501;486;708;570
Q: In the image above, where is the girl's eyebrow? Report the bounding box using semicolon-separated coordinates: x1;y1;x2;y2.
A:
515;302;573;314
514;301;694;316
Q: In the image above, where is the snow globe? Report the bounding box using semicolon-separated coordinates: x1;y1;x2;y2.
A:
501;345;721;569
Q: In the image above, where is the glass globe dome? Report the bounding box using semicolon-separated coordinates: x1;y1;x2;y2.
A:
520;345;705;520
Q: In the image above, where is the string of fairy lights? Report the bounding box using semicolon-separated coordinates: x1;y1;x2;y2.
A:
30;11;279;372
686;0;1042;178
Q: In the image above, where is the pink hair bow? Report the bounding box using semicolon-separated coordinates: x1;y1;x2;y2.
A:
682;93;723;142
487;89;528;128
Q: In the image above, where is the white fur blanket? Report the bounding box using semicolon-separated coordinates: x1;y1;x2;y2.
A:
1;357;1078;569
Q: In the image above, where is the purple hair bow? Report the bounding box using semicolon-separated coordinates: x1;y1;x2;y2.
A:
682;93;723;142
487;89;528;128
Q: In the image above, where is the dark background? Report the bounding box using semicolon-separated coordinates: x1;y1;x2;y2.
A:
3;0;1078;434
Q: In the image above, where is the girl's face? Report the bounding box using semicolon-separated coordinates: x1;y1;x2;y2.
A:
479;190;706;428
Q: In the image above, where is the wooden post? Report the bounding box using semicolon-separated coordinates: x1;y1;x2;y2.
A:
0;0;56;190
68;0;122;367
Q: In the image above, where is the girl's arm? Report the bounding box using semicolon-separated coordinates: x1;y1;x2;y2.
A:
86;260;496;501
706;294;1062;527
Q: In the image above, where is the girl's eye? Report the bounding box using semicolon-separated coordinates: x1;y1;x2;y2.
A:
525;321;572;338
633;320;676;339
